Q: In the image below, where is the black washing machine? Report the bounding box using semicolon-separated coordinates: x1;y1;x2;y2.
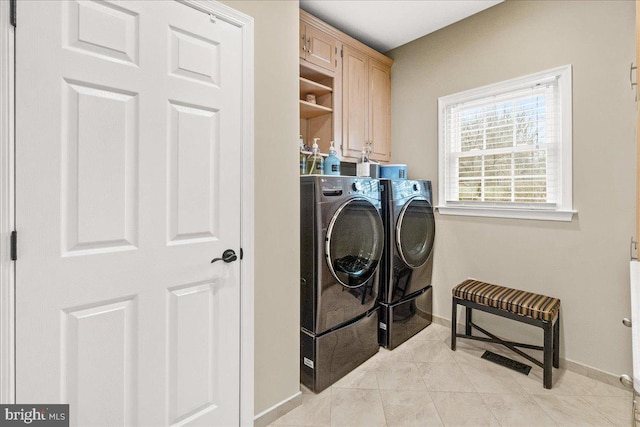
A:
300;176;384;392
379;179;436;349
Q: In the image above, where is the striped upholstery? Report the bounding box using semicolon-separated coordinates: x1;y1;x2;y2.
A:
452;279;560;322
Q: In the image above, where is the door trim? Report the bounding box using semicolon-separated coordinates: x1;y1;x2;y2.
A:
182;2;255;424
0;3;255;425
0;0;15;405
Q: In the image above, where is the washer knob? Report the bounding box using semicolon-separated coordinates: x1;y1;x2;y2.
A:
413;183;419;192
352;181;362;192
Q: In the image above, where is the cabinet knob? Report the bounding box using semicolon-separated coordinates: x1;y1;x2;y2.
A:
624;318;632;327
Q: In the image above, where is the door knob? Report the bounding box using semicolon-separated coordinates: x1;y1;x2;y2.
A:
211;249;238;264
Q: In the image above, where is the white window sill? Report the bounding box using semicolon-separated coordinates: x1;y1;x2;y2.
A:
436;205;576;222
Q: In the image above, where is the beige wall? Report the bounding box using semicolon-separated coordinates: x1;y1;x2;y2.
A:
217;0;636;413
388;0;636;376
220;0;300;416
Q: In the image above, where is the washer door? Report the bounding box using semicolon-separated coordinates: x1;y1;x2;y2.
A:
326;198;384;288
396;197;435;269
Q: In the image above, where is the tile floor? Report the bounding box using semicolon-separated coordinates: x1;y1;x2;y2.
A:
268;322;632;427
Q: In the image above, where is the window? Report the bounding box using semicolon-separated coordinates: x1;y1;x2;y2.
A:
438;65;574;221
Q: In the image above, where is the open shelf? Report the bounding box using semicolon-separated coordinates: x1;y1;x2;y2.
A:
300;62;334;154
300;100;332;119
300;77;332;97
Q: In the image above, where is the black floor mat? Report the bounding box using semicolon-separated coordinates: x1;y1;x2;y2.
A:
481;350;531;375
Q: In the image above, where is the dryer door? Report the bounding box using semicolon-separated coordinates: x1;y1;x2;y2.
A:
326;198;384;288
396;197;435;269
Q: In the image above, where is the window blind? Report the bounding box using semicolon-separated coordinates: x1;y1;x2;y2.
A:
442;78;561;209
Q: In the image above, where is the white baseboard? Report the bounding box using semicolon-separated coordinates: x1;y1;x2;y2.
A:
253;391;303;427
431;313;629;392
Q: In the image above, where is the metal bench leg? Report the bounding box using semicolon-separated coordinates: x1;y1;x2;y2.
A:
451;298;457;351
465;306;473;336
553;312;560;369
543;320;553;389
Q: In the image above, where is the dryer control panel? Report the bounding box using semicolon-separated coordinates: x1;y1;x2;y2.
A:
312;177;381;201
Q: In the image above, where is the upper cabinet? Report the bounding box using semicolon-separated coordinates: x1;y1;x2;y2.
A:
367;58;392;162
342;46;368;159
341;45;392;162
299;10;393;162
299;11;341;155
300;21;338;72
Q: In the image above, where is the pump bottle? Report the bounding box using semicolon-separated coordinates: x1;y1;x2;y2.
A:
306;138;324;175
323;141;340;175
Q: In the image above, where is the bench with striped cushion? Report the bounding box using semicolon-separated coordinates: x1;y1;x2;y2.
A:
451;279;560;389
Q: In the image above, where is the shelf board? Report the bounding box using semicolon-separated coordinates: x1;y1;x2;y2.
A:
300;100;332;119
300;63;334;84
300;77;332;96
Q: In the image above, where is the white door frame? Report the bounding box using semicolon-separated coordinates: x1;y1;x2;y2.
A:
0;0;15;406
0;1;255;425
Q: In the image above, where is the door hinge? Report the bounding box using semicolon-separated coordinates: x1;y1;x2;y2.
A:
9;0;16;27
10;230;17;261
240;247;243;260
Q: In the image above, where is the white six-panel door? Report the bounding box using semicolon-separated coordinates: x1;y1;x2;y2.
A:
15;1;246;425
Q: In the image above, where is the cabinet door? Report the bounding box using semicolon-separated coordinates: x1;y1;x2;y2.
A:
305;24;337;71
342;45;369;158
368;59;391;162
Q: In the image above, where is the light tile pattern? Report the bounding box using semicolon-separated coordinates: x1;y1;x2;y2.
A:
269;323;632;427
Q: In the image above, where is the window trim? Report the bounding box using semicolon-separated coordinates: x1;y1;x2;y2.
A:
437;65;575;222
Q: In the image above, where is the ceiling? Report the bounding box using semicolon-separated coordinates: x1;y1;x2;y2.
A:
299;0;503;53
